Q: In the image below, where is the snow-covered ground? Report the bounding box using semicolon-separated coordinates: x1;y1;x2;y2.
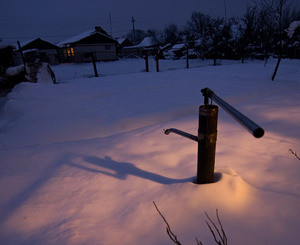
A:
0;58;299;245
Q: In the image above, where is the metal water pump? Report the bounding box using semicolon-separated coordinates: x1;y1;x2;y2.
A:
164;88;264;184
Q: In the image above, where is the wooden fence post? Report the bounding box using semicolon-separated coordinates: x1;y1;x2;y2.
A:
155;49;159;72
91;52;98;77
17;41;26;72
186;45;189;69
144;50;149;72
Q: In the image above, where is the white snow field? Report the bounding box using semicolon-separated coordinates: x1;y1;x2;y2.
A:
0;58;299;245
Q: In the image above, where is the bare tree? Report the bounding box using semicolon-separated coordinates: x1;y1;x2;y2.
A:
184;12;211;58
162;24;182;45
239;6;259;62
207;17;225;65
270;0;291;80
255;0;292;79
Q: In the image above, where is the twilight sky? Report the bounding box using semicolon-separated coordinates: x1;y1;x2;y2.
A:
0;0;299;45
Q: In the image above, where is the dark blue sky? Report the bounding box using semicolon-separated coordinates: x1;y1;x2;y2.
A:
0;0;299;44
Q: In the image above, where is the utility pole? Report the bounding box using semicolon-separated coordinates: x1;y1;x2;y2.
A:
109;13;112;36
132;16;136;41
223;0;227;20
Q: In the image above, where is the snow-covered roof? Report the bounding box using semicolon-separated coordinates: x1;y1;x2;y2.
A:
23;49;38;54
122;36;158;49
18;38;38;49
117;38;126;45
171;43;186;51
138;36;157;47
57;28;116;47
160;43;172;50
15;38;59;50
286;20;300;38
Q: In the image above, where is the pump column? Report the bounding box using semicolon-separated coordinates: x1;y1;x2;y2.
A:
197;105;218;184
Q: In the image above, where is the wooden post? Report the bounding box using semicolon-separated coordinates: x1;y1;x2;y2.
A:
91;52;98;77
144;50;149;72
155;49;159;72
186;45;189;69
17;41;26;71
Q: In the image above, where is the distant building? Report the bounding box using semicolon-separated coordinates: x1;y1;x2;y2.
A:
58;26;118;63
15;38;59;65
117;38;134;57
169;43;187;59
0;40;14;74
122;36;159;58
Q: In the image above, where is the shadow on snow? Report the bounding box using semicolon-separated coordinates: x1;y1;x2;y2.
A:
69;155;194;184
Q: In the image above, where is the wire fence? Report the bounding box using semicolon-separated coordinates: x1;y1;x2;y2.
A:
51;58;232;82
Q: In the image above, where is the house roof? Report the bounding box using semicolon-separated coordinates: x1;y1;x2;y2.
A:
0;40;14;49
117;38;126;44
16;38;59;51
18;38;37;48
138;37;157;47
58;27;117;47
117;38;134;47
124;36;158;49
171;43;186;51
286;21;300;38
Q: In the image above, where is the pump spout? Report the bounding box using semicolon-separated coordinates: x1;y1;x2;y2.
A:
164;128;199;142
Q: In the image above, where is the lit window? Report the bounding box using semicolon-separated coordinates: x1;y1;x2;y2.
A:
67;48;74;57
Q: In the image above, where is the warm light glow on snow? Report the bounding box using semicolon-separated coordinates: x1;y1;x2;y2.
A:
0;59;299;244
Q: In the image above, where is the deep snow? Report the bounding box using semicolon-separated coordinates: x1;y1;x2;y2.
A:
0;58;299;245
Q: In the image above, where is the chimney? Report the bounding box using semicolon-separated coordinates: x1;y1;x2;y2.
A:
95;26;102;32
94;26;109;36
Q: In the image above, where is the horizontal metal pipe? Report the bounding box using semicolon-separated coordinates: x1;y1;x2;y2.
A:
164;128;199;142
211;93;264;138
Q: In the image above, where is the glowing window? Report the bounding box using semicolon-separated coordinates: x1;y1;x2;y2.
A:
67;48;74;57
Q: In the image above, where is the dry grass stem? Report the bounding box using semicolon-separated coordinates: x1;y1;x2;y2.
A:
289;149;300;160
204;209;227;245
153;201;182;245
154;202;227;245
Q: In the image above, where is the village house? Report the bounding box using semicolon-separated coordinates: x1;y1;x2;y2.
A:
58;26;118;63
122;36;159;58
14;38;59;65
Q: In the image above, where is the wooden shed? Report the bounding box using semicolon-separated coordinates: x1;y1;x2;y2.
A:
117;38;134;57
15;38;59;65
